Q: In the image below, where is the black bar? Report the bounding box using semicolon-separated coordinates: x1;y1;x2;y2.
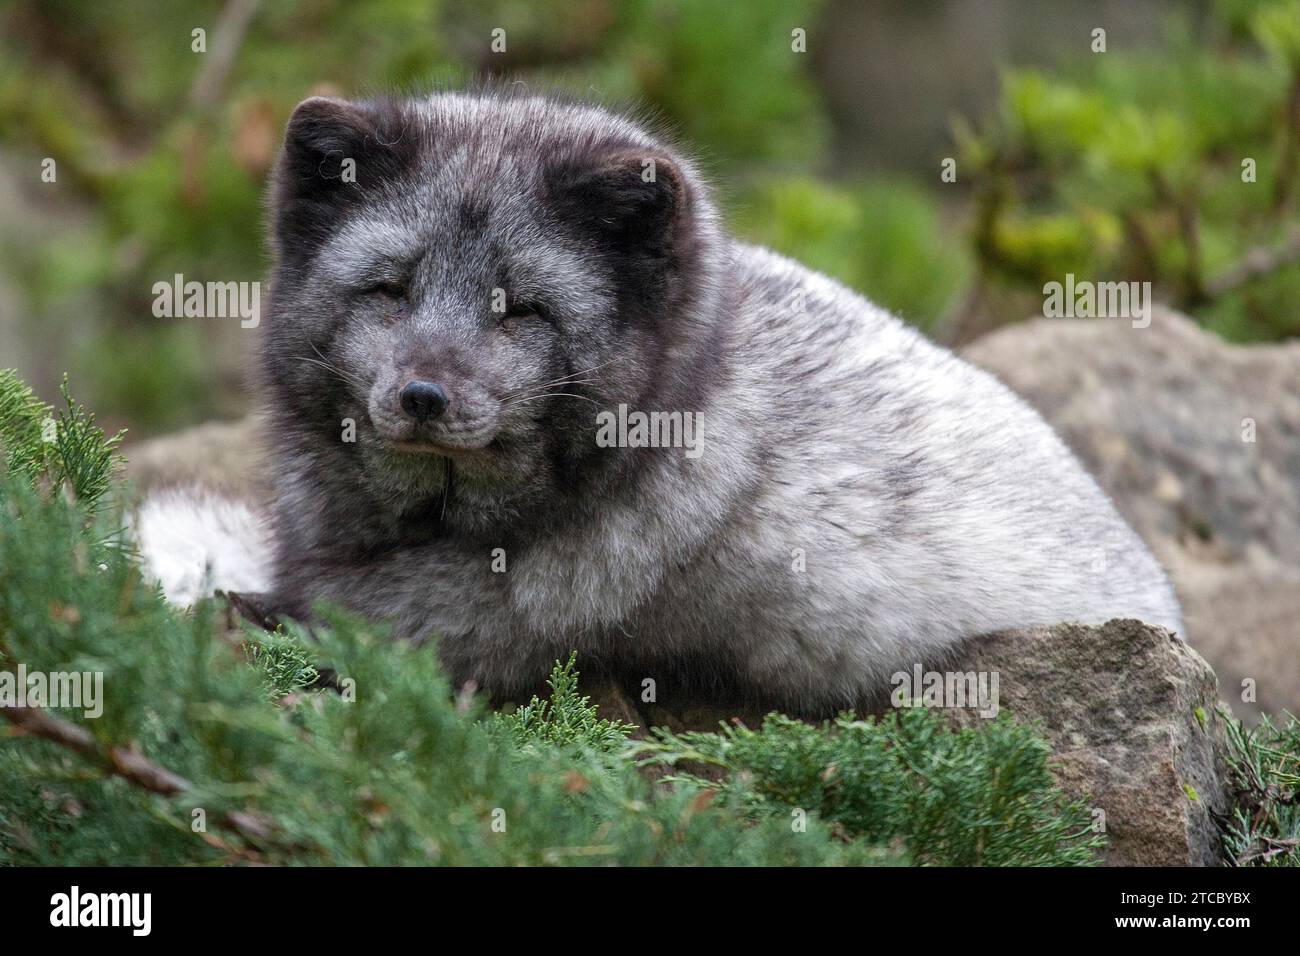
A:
0;865;1288;939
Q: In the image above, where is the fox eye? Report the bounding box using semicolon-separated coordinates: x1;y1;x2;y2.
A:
362;281;406;299
501;301;546;322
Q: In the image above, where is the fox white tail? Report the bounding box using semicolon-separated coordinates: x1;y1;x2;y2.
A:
132;489;273;607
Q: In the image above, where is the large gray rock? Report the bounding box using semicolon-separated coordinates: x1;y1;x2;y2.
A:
947;619;1230;867
962;308;1300;720
124;416;264;501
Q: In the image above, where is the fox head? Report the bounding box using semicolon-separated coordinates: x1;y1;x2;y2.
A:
261;90;723;536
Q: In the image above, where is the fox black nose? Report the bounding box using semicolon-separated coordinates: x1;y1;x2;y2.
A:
399;381;449;423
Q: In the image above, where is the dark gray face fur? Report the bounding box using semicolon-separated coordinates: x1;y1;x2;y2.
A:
263;92;724;559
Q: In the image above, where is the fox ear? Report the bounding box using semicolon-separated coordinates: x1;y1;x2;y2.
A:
282;97;375;182
548;150;690;256
273;97;410;263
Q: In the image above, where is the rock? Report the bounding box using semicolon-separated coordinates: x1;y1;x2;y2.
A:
947;619;1230;867
593;619;1232;867
123;416;265;501
962;308;1300;720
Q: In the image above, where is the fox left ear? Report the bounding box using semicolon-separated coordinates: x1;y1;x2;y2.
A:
548;150;690;257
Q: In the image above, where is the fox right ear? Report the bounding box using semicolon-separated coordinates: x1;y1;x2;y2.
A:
281;97;374;182
273;97;411;263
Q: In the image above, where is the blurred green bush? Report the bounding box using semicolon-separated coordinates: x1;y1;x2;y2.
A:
0;0;1296;432
954;0;1300;342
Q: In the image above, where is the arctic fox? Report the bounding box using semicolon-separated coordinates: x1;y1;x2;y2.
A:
142;90;1182;713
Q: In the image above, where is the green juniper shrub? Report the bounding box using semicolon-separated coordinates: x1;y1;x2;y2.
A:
492;652;637;756
634;710;1107;866
1221;707;1300;867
